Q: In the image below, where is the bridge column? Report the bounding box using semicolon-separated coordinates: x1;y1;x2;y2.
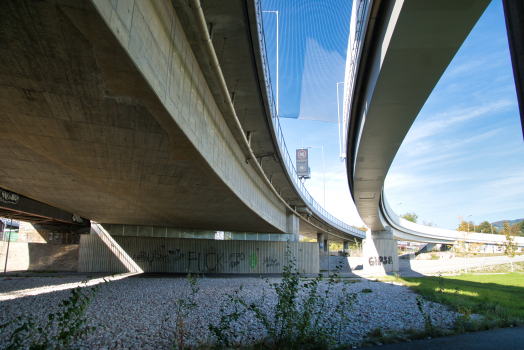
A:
343;241;349;253
363;227;399;274
317;233;324;253
286;213;300;242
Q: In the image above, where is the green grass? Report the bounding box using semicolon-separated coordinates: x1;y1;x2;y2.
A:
361;272;524;347
387;272;524;321
467;261;524;274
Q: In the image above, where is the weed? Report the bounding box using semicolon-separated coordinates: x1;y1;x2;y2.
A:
0;276;111;349
393;272;401;283
169;271;205;350
206;240;357;349
360;289;373;293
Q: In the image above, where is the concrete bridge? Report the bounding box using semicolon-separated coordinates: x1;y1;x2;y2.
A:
342;0;524;273
3;0;522;274
0;0;365;272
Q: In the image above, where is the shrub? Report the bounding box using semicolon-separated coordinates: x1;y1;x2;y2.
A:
208;240;357;349
0;276;111;349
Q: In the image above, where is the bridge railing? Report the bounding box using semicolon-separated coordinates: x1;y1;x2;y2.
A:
254;0;365;238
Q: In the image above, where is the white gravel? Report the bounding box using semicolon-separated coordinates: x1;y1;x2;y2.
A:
0;274;460;349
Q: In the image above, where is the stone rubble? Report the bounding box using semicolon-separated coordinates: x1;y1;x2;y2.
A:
0;275;460;349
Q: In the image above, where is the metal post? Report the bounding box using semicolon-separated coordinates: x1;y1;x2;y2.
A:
337;82;344;160
327;231;330;276
276;10;279;117
306;146;325;208
321;146;325;208
262;11;279;117
4;218;12;274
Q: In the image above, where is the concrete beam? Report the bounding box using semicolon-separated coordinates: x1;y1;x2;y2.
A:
503;0;524;141
0;0;287;233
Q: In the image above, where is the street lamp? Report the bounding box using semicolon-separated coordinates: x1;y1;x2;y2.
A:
3;217;12;274
262;11;279;117
336;82;344;161
467;215;474;232
306;146;324;208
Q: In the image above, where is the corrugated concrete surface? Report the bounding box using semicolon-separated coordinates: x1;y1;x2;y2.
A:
78;235;319;274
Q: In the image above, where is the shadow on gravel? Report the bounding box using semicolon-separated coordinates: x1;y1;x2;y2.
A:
358;326;524;350
0;272;114;294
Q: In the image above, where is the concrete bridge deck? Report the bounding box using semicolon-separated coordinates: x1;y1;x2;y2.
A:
0;0;364;244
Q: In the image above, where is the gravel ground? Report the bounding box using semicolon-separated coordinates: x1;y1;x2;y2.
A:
0;274;460;349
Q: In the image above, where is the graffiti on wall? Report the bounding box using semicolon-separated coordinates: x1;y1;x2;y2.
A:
249;253;257;268
0;188;19;204
131;246;276;272
263;257;280;267
132;248;185;266
368;256;393;266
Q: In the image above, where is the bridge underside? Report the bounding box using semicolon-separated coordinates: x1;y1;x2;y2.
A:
348;0;491;232
0;0;291;233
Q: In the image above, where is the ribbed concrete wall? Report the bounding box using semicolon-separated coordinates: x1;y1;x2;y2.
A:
78;235;319;274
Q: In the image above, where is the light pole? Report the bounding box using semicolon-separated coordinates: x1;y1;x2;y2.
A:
306;146;325;208
337;82;344;161
3;218;12;274
262;11;279;117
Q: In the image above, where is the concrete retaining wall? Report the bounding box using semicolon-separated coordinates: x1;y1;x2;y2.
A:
0;242;79;272
319;255;352;271
78;235;318;274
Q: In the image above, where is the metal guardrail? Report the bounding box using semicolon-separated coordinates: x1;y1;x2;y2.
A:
254;0;365;238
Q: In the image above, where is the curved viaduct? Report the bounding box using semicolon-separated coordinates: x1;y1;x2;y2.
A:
0;0;363;250
343;0;524;265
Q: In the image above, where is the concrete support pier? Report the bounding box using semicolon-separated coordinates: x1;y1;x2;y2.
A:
286;213;300;242
343;241;349;253
317;233;324;253
363;227;399;274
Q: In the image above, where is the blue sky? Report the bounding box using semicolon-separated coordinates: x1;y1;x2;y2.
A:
262;1;524;230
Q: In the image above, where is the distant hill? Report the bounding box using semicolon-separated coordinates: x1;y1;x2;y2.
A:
491;218;524;230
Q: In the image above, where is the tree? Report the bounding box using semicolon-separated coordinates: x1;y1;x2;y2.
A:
351;225;367;232
453;216;483;274
498;221;520;271
520;220;524;234
476;221;498;234
422;220;437;227
456;220;477;233
510;223;522;237
329;242;342;251
299;236;343;252
401;213;418;223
